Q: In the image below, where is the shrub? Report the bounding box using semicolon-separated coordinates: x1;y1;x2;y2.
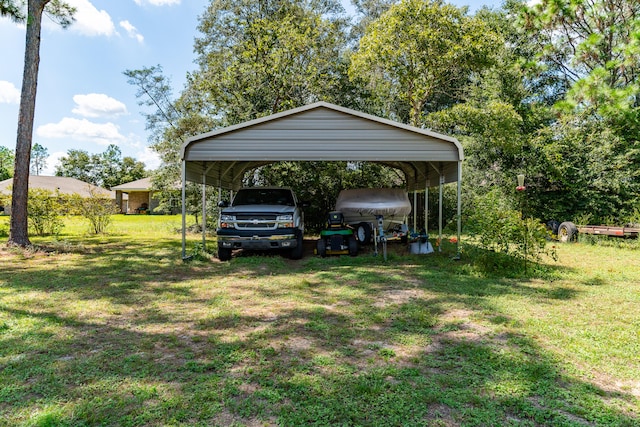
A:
466;190;556;272
27;188;65;236
70;188;119;234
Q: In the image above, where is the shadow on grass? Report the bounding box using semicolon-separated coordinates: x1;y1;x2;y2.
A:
0;237;637;426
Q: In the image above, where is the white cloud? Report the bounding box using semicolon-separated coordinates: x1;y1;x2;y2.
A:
41;151;67;176
0;81;20;104
63;0;116;37
134;0;181;6
37;117;125;145
72;93;128;118
135;145;161;170
119;20;144;44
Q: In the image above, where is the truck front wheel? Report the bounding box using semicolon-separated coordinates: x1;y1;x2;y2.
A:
218;247;232;261
289;231;304;260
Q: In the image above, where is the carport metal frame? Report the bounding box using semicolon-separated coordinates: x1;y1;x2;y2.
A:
180;102;463;259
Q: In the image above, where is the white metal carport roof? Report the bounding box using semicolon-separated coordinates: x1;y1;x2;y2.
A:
180;101;463;259
181;102;463;192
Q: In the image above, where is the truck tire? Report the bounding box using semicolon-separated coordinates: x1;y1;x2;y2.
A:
356;222;372;245
558;221;578;243
289;231;304;260
218;247;232;261
348;235;358;257
317;238;327;258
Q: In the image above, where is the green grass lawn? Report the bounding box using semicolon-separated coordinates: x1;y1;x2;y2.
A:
0;215;638;426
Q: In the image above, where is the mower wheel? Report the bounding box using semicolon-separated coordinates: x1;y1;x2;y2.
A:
316;238;327;257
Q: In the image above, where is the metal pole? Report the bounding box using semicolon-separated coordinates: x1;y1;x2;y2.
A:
181;160;187;259
438;173;444;253
425;184;429;234
456;161;462;259
201;174;206;251
413;190;417;232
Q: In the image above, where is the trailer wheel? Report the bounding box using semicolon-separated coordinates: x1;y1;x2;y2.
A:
546;220;560;236
356;222;372;245
558;221;578;243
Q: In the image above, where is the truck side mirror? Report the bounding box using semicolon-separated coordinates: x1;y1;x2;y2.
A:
300;201;310;208
218;200;229;208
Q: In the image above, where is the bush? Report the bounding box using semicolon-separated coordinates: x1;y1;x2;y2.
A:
466;190;556;272
69;188;119;234
27;188;65;236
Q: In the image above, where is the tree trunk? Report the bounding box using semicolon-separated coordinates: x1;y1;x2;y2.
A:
9;0;49;247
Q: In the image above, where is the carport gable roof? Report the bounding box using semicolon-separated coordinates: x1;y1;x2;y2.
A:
181;102;463;191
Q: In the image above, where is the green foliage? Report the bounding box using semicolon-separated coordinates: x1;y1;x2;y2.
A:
55;144;147;189
192;0;348;125
0;0;25;22
521;0;640;115
529;118;639;223
24;188;65;237
30;142;48;175
69;188;119;234
349;0;501;125
0;146;14;180
466;190;555;272
0;217;7;237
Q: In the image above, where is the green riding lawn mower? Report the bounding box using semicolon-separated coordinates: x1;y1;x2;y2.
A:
316;211;358;257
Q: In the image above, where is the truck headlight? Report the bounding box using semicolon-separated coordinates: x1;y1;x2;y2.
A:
277;214;294;228
220;215;235;228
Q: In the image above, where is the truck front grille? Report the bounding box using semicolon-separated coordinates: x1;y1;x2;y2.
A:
236;215;277;221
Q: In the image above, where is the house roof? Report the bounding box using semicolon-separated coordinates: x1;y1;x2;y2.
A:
0;176;113;198
181;102;463;192
111;177;153;191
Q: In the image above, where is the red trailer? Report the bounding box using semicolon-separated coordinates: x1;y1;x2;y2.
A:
557;221;640;242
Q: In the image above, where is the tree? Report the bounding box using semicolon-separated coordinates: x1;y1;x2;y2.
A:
124;66;201;208
349;0;500;125
191;0;348;125
126;1;352;221
29;142;48;175
8;0;75;247
516;0;640;221
94;145;125;189
55;145;147;188
521;0;640;113
54;149;93;184
0;0;24;21
0;146;14;180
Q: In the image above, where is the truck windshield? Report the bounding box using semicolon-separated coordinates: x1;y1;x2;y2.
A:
233;189;295;206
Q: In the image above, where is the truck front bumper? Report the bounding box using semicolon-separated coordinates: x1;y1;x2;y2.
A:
217;228;299;250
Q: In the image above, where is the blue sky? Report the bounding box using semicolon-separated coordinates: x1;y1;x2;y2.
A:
0;0;501;177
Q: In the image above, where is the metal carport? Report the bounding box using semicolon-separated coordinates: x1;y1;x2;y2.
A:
180;101;463;258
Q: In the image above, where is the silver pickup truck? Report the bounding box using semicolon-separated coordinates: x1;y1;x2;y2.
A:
216;187;305;261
